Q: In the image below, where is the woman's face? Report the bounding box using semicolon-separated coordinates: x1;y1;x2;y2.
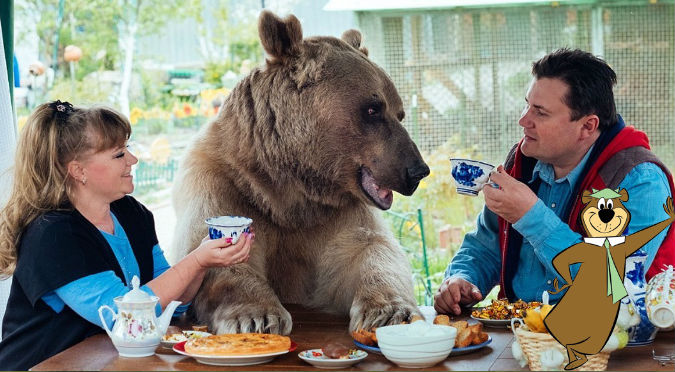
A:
79;142;138;202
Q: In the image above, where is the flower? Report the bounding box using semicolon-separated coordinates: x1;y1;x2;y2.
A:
129;107;144;125
173;102;197;118
199;88;229;117
183;103;193;116
128;319;143;337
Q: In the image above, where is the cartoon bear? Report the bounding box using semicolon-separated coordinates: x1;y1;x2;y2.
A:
544;189;674;370
170;11;430;335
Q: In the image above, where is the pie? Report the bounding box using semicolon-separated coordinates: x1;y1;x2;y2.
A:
184;333;291;355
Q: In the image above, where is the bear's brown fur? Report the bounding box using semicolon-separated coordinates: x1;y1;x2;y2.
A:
170;11;430;335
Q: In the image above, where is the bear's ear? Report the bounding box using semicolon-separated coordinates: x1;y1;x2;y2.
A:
258;10;303;63
341;29;368;56
582;189;593;205
618;188;629;202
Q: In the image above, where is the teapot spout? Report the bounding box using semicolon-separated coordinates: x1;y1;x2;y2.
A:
158;300;182;335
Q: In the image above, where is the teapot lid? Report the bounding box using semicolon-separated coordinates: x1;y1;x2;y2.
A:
121;276;152;302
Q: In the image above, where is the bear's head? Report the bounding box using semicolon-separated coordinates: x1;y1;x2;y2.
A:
580;188;631;238
236;11;429;212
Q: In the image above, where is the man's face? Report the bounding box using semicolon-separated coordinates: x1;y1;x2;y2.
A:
518;77;587;167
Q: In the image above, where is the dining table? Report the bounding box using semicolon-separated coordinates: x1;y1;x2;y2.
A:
32;304;674;371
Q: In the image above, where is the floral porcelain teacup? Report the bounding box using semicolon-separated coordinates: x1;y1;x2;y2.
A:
645;265;675;329
450;158;496;196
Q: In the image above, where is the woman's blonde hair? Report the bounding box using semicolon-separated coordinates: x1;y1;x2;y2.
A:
0;101;131;278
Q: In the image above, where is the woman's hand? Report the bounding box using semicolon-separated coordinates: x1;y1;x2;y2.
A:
149;231;255;308
193;232;254;268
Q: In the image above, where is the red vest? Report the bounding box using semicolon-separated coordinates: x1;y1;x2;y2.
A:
498;126;675;299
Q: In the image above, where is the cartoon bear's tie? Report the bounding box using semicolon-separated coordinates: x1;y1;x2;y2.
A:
604;239;628;303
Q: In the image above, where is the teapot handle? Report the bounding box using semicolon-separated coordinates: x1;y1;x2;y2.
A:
98;305;116;337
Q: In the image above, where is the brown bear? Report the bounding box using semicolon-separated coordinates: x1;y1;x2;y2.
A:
170;10;430;335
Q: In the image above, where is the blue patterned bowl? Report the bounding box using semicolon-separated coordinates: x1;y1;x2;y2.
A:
450;158;495;196
205;216;252;243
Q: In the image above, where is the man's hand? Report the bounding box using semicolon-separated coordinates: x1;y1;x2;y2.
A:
483;165;538;224
434;277;483;315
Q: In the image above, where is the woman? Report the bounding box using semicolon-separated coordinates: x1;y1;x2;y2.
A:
0;100;253;370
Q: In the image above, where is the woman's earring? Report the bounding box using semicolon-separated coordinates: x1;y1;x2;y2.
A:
81;177;87;185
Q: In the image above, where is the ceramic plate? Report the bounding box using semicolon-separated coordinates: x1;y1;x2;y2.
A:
449;335;492;356
352;340;382;355
470;316;513;328
160;331;212;349
298;349;367;369
173;340;297;366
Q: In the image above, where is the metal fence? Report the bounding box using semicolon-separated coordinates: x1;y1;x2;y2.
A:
133;159;179;192
356;1;674;169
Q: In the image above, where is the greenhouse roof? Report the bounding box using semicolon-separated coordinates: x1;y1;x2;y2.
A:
324;0;630;11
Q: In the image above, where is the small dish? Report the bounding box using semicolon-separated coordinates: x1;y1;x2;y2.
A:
173;340;296;366
160;330;212;349
470;316;513;328
298;349;367;369
449;335;492;356
352;340;382;355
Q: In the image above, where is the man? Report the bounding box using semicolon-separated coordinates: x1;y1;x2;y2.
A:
435;48;674;315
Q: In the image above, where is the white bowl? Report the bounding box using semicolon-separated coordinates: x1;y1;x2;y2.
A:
205;216;252;243
376;323;456;368
376;342;452;354
378;351;453;368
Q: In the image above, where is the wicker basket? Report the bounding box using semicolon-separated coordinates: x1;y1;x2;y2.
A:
511;319;610;371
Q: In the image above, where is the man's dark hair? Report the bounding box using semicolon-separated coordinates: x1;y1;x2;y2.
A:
532;48;618;131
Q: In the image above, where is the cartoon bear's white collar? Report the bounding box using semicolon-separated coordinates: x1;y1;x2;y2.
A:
583;236;626;246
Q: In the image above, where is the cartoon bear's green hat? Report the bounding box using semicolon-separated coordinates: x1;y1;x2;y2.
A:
589;188;622;199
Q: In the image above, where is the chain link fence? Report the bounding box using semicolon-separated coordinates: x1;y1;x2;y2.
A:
356;1;674;169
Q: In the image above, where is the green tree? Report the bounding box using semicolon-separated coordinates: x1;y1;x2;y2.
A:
17;0;124;77
192;0;263;78
116;0;198;116
18;0;194;113
18;0;267;111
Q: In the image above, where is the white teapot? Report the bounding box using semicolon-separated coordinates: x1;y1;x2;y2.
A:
98;276;181;357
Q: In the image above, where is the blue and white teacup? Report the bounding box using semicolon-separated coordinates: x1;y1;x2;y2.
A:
205;216;253;243
450;158;495;196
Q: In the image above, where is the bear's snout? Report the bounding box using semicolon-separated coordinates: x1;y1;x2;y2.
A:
407;162;430;185
599;208;615;223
